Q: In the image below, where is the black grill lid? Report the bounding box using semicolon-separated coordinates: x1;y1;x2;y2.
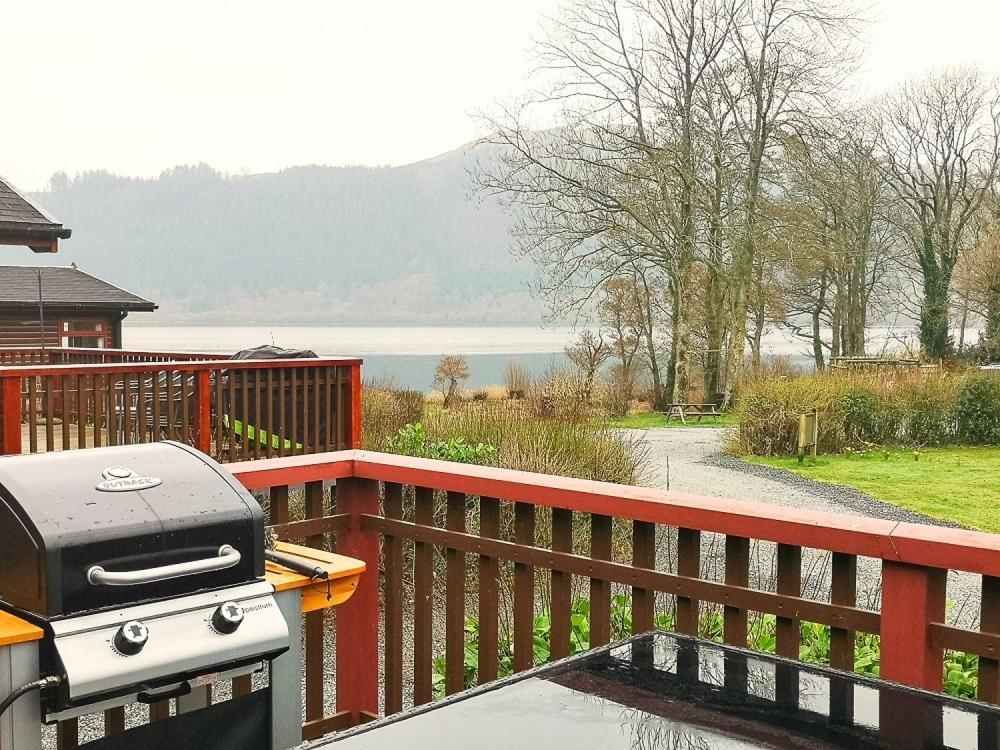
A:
0;442;265;618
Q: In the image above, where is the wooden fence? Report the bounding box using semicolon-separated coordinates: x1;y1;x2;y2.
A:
0;358;362;461
0;346;226;366
46;449;1000;747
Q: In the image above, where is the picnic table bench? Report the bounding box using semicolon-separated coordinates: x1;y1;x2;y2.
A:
659;402;723;424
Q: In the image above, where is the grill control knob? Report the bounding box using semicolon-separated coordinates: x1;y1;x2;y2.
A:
212;601;244;634
114;620;149;655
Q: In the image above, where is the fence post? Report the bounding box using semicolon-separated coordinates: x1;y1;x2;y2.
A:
196;371;211;455
335;477;380;724
349;362;362;449
0;376;22;455
880;561;946;691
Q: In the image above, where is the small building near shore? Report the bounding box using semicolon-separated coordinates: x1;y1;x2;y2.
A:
0;175;71;253
0;265;156;348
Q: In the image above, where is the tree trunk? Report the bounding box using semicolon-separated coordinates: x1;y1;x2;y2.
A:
920;265;952;359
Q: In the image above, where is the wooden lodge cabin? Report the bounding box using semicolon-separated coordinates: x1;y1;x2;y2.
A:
0;265;156;348
0;172;156;347
0;173;71;253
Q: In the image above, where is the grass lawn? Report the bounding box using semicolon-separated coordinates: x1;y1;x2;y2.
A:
605;411;737;429
747;446;1000;533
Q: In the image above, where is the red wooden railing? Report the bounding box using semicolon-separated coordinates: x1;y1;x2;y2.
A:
0;346;226;366
230;450;1000;736
0;358;362;460
45;449;1000;747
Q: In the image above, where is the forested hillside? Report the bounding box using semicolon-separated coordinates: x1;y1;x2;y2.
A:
29;143;539;324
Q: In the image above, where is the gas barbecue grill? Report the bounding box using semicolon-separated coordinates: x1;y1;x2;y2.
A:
0;442;291;737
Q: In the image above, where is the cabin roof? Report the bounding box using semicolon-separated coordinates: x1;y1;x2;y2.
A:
0;265;156;312
0;175;71;252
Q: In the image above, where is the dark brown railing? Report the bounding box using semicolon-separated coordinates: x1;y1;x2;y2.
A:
47;449;1000;747
0;358;362;461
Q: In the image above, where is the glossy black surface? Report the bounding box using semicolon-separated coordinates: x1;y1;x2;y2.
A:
0;441;264;617
321;632;1000;750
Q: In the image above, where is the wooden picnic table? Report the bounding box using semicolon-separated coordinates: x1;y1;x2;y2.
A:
659;402;723;424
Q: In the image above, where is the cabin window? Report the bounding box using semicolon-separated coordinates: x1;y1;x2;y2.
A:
61;320;107;348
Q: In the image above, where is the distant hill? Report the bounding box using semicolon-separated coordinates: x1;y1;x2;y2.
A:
27;143;541;325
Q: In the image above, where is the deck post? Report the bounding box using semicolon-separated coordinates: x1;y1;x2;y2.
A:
880;561;946;691
196;371;211;454
0;376;23;455
349;363;362;449
334;477;380;725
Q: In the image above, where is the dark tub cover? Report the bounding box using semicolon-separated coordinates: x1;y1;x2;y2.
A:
316;631;1000;750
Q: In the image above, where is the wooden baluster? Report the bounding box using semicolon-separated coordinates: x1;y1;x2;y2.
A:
56;719;78;749
27;377;37;453
270;484;289;528
632;520;656;635
301;369;311;456
776;544;802;658
980;576;1000;704
226;370;237;461
138;373;147;444
324;367;333;451
676;528;701;635
0;377;22;455
149;700;170;722
104;706;125;735
241;369;251;457
513;502;536;672
413;487;434;705
335;368;344;449
445;491;467;694
254;367;263;459
312;368;321;455
478;497;500;684
830;552;857;671
152;371;162;444
77;375;87;450
290;369;299;456
165;370;175;442
550;508;573;660
213;372;223;458
278;369;287;458
44;376;55;451
266;368;275;459
304;481;326;722
108;374;120;446
383;483;404;714
61;375;70;451
180;371;191;446
93;374;103;448
724;535;750;646
122;373;132;445
589;514;612;647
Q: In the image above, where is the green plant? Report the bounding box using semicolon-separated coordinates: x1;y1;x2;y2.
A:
386;422;497;464
433;596;974;701
955;374;1000;444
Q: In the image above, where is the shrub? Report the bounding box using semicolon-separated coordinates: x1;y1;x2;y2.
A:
730;370;999;456
955;373;1000;444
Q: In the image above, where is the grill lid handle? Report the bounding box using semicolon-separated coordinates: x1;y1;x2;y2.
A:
87;545;242;587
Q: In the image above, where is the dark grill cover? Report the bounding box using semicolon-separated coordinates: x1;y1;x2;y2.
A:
0;442;264;618
225;344;325;446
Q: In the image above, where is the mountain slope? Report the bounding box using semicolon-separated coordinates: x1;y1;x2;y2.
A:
28;143;538;324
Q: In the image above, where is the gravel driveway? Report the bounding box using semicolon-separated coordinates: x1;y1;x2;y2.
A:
623;427;982;628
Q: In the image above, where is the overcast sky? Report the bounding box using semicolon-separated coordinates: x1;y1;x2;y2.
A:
4;0;1000;191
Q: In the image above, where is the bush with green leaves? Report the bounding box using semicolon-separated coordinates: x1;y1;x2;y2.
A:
955;374;1000;444
386;423;497;464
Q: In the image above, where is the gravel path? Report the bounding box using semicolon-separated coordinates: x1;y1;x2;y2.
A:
623;427;982;628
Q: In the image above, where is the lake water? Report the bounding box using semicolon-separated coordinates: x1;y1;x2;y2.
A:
121;324;935;390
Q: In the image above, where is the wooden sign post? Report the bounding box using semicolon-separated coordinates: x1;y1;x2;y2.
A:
798;408;819;464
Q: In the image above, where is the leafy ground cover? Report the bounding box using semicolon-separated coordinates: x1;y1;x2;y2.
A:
605;411;737;429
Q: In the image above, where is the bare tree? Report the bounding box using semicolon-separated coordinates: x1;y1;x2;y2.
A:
874;67;1000;359
434;355;471;408
565;329;612;397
